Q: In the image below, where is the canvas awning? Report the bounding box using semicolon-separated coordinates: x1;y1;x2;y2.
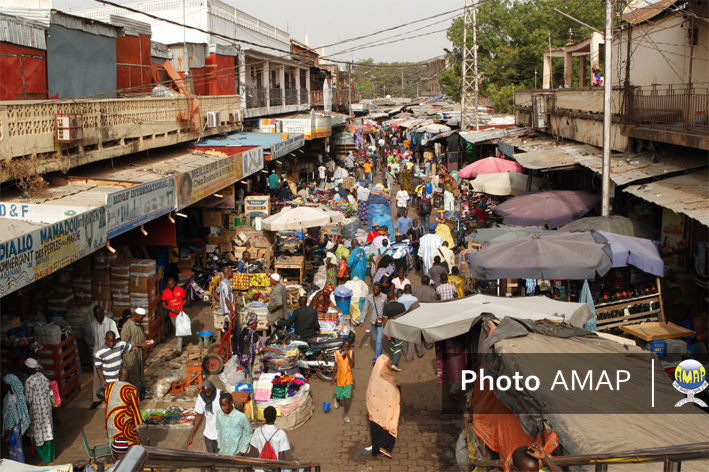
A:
382;294;593;343
624;173;709;226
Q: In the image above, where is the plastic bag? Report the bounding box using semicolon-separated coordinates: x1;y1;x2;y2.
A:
175;311;192;337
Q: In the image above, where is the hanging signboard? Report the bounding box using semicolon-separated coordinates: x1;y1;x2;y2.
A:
241;146;264;179
278;119;314;139
314;115;332;138
270;134;304;158
176;154;236;210
106;177;176;238
0;203;95;223
0;207;107;297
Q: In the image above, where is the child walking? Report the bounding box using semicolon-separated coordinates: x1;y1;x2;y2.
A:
331;338;355;424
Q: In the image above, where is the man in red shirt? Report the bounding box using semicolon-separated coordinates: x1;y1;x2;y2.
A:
366;222;380;243
161;276;187;356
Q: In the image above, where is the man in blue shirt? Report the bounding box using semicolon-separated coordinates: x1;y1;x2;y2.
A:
394;209;413;236
236;251;251;274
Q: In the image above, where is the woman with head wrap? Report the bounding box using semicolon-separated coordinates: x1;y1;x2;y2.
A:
234;313;280;378
2;374;30;462
187;379;221;452
366;355;400;458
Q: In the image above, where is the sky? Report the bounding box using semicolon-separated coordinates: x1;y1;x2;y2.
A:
50;0;459;63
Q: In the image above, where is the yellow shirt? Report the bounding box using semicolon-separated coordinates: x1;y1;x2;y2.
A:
335;351;353;387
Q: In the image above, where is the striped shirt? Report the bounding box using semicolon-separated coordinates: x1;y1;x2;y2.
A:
95;341;133;383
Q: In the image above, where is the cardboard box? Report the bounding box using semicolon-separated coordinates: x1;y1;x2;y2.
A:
207;234;219;245
92;282;112;301
113;279;129;291
219;230;236;243
233;245;248;259
93;249;117;270
203;210;223;227
244;196;271;216
205;245;218;254
94;269;111;286
54;267;73;285
130;275;151;293
177;255;194;269
219;242;232;253
111;259;132;279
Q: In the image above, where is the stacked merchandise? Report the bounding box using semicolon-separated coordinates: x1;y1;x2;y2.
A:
111;259;132;317
72;258;92;301
254;372;278;401
252;373;313;430
130;259;156;310
93;250;117;316
47;268;74;314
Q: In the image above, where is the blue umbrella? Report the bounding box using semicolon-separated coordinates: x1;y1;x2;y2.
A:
579;279;597;332
594;231;664;277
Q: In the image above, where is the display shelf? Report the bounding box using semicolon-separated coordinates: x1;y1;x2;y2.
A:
1;333;81;405
595;277;664;332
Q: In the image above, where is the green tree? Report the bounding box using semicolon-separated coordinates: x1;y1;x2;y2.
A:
444;0;607;113
353;58;427;100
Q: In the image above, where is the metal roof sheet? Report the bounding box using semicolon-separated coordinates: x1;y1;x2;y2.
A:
151;40;171;59
194;132;303;159
576;152;708;186
109;15;151;37
459;126;529;144
512;143;601;171
0;13;47;50
50;10;121;38
624;173;709;226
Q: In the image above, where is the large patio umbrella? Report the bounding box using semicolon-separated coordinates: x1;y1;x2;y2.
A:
560;215;657;240
458;157;525;179
467;231;613;280
465;225;551;244
471;172;549;196
382;294;594;343
593;230;664;276
493;190;600;228
261;207;344;231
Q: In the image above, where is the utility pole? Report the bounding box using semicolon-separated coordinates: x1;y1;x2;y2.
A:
601;0;613;217
461;0;479;130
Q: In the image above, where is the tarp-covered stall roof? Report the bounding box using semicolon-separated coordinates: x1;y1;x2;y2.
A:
624;173;709;226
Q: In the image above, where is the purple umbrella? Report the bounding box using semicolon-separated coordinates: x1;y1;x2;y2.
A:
493;190;600;228
593;231;664;276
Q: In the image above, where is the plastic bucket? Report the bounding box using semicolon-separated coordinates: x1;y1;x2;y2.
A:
335;296;352;317
323;401;331;412
197;331;214;348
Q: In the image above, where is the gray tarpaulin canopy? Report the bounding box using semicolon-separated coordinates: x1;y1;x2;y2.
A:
382;294;593;343
483;318;709;471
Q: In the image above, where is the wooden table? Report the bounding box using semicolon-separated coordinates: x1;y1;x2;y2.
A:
620;321;695;341
274;256;305;284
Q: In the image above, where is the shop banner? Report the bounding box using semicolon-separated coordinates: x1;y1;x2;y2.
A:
0;203;95;223
193;184;236;208
661;208;685;268
106;177;176;238
176;155;236;210
278;118;314;139
271;134;304;159
315;115;332;138
0;207;107;297
241;146;264;179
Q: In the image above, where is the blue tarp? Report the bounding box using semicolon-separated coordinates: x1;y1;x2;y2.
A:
368;202;392;234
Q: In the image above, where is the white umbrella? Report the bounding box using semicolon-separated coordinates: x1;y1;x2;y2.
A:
261;207;343;231
471;172;549;196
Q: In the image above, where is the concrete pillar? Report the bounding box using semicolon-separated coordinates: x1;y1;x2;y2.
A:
264;61;270;110
296;68;302;105
279;64;286;106
579;55;587;87
543;53;552;89
238;51;246;109
306;68;311;107
564;51;573;88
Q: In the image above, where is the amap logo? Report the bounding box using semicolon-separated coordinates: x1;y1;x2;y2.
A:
673;359;708;407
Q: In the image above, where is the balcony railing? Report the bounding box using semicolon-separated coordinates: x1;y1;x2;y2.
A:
285;88;299;106
269;88;283;107
300;89;309;105
245;86;266;108
628;84;708;130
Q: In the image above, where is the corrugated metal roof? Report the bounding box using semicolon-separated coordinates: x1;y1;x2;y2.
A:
576;152;707;186
624;173;709;226
622;0;680;25
168;42;207;71
208;43;239;57
459;126;529;144
50;10;121;38
151;40;172;59
0;8;51;27
512;142;601;171
0;13;47;50
109;15;151;37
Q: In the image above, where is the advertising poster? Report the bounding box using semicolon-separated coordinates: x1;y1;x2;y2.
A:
661;208;685;267
106;177;176;238
0;207;107;297
279;118;314;139
241;146;264;179
176;155;236;209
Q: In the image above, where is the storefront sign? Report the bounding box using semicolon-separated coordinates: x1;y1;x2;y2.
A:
315;115;332;138
194;184;236;208
0;207;107;297
661;208;685;268
278;119;314;139
241;146;264;178
176;155;236;209
106;177;176;238
0;203;95;223
270;134;304;158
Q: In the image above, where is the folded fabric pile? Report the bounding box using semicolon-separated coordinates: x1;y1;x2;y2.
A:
270;373;307;398
254;373;279;401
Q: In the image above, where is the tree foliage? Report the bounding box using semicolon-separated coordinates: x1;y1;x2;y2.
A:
353;58;427;99
443;0;606;113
